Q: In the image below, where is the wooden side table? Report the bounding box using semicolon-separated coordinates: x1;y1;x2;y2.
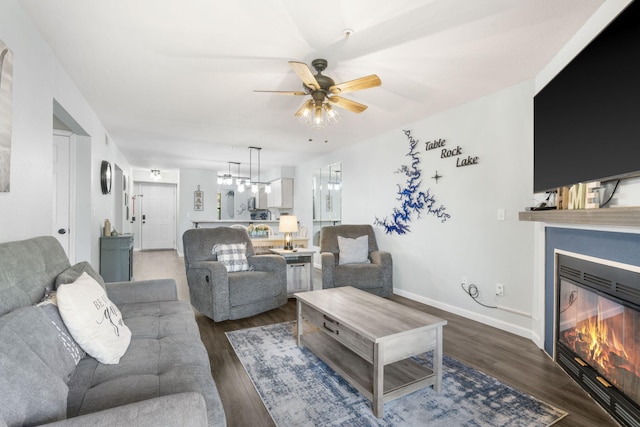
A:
269;248;315;295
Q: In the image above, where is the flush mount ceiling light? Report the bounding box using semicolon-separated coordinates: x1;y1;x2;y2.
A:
254;58;381;128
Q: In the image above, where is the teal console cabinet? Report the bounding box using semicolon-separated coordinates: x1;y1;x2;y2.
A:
100;234;134;282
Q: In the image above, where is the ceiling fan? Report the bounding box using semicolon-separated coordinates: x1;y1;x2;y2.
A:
255;59;381;126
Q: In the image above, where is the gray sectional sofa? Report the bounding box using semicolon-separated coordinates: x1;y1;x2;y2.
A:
0;236;226;427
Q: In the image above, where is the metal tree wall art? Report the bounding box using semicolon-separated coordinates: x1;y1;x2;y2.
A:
374;130;450;235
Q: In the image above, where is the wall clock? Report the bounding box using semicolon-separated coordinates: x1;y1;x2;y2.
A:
100;160;112;194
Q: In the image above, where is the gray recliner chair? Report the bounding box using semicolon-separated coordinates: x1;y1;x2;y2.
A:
320;224;393;297
183;227;287;321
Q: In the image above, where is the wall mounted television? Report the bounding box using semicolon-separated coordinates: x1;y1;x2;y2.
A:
534;0;640;193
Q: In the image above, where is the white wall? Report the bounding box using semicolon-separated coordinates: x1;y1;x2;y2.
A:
178;169;217;255
0;0;131;268
296;81;537;338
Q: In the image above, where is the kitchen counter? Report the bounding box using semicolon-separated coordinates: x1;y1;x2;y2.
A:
189;220;309;248
191;220;279;228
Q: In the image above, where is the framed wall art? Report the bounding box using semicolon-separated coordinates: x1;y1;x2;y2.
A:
194;185;204;211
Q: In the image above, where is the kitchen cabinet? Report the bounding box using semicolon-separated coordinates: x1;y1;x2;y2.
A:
267;178;293;208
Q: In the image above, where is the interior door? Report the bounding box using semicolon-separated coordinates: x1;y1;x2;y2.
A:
140;183;176;250
52;131;71;258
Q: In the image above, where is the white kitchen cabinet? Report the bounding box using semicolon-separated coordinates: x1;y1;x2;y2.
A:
267;178;293;208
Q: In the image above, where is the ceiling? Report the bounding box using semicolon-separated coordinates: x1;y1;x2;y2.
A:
21;0;604;177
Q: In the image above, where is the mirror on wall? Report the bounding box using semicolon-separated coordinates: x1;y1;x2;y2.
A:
312;162;342;246
217;186;251;221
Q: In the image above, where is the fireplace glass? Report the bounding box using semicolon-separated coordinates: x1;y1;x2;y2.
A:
558;278;640;406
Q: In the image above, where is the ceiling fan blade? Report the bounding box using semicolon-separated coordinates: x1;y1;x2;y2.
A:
289;61;320;91
328;96;368;113
253;90;306;96
294;100;314;117
330;74;381;95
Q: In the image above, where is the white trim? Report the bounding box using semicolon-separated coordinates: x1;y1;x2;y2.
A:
52;129;76;263
543;222;640;235
68;133;77;264
554;248;640;274
393;287;535;340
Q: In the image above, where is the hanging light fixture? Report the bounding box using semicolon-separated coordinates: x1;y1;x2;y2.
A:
150;169;161;181
331;169;341;190
248;147;272;194
326;165;342;190
235;162;244;193
217;162;249;187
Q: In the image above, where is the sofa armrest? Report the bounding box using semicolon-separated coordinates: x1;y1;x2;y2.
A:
248;254;286;273
369;250;391;266
320;252;336;289
40;392;208;427
370;250;393;296
185;261;230;321
106;278;178;305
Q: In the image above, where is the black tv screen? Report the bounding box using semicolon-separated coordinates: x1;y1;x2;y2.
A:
534;0;640;193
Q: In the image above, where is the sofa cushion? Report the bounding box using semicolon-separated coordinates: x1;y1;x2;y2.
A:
334;263;382;289
0;306;70;426
57;272;131;364
228;271;284;307
0;236;70;317
337;235;370;264
37;292;86;367
55;261;106;291
66;300;224;425
212;242;250;272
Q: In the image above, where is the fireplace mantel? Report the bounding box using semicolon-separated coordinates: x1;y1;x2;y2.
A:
518;206;640;227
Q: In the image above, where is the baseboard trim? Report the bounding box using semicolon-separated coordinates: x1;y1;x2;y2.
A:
394;287;535;341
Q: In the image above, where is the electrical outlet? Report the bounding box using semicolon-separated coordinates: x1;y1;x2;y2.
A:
496;283;504;296
462;276;468;286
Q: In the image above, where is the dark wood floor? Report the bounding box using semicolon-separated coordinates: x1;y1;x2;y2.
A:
134;250;618;427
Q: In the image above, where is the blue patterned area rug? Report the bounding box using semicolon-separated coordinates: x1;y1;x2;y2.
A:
226;321;568;427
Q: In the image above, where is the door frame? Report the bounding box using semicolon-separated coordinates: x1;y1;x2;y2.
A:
53;129;77;263
133;181;178;251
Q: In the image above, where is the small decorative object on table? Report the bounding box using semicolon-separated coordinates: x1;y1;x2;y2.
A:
249;224;271;238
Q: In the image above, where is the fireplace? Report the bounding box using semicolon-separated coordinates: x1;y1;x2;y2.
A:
555;253;640;427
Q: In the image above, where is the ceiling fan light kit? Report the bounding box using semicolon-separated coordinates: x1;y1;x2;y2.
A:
255;58;381;128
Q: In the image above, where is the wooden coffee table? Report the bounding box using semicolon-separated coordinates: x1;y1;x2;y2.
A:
295;286;447;418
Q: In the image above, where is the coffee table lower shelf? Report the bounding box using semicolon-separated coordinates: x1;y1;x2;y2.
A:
301;330;436;406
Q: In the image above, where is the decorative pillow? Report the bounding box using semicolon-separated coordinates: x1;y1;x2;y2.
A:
56;272;131;364
338;235;371;265
55;261;106;291
37;292;86;367
212;243;250;272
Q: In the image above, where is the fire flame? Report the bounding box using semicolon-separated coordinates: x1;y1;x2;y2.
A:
575;308;632;376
